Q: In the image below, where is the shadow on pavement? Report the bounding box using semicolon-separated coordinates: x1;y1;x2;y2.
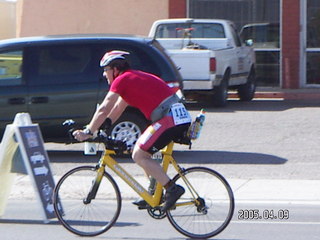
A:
0;218;140;228
0;218;60;225
48;150;287;165
173;150;287;165
48;151;108;163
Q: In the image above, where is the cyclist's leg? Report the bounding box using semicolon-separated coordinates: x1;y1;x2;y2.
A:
132;146;170;186
132;145;184;211
133;115;186;186
132;116;189;210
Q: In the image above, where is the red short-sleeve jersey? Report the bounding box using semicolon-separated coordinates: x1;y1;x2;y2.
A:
110;70;174;120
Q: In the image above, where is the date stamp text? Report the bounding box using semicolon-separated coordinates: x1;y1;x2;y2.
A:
238;209;290;220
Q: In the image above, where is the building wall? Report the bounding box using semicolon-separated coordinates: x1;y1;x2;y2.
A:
282;0;300;88
0;1;16;39
16;0;169;37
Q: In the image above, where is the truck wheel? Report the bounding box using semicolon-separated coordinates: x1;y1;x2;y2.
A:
107;111;149;151
212;71;229;107
237;69;256;101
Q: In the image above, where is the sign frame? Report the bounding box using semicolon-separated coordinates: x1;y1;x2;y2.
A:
0;113;57;222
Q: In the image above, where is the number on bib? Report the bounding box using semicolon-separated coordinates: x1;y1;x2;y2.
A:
171;103;191;125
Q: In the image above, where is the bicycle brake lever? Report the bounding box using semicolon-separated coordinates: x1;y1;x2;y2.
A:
62;119;77;144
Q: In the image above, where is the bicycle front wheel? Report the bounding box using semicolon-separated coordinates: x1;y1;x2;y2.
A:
167;167;234;239
53;166;121;236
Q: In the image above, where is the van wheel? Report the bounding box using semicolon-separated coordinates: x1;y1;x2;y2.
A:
238;69;256;101
212;71;229;107
108;111;148;150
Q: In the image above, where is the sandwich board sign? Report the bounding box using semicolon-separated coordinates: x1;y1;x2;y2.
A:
0;113;56;222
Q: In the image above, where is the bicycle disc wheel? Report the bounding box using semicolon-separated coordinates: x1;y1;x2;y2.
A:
166;167;234;239
53;166;121;236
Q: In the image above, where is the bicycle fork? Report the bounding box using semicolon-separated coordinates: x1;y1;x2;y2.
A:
83;164;105;204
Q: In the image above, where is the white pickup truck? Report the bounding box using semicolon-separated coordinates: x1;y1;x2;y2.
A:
149;18;256;107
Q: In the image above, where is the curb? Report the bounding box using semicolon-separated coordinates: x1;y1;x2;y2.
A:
253;92;320;100
229;88;320;100
231;179;320;204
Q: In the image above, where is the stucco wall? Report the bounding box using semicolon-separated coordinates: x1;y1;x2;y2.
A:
0;1;16;39
17;0;169;37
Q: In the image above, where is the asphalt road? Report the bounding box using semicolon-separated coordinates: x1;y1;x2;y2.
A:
47;98;320;180
1;200;319;240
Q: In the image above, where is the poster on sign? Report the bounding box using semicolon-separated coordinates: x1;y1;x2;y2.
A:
15;125;56;220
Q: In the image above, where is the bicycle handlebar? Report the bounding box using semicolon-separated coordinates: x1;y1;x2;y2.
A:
62;119;128;154
93;133;128;154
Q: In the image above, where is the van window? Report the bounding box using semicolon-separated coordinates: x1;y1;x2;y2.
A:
38;46;91;76
99;44;161;77
0;50;23;86
28;45;94;85
126;49;161;76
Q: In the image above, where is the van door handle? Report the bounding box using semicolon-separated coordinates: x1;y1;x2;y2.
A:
31;96;49;104
8;97;26;105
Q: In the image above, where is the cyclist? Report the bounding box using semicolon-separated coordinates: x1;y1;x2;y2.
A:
73;50;192;211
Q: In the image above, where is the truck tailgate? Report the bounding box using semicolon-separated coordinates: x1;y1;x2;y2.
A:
167;49;214;80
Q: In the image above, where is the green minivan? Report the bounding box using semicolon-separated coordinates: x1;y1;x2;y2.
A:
0;34;183;148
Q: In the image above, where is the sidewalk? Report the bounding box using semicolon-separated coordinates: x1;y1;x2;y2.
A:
229;87;320;100
231;179;320;204
7;174;320;204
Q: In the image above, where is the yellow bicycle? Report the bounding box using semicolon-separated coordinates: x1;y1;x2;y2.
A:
53;129;234;239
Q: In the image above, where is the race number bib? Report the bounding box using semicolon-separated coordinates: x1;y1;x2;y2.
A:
171;103;191;125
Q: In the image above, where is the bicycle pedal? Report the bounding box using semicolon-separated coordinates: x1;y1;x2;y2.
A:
133;199;151;210
137;205;151;210
159;204;176;211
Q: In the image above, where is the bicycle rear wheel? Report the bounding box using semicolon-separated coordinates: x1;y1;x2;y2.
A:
166;167;234;239
53;166;121;236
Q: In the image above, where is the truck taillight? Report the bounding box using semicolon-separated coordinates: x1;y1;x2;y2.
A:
210;58;216;72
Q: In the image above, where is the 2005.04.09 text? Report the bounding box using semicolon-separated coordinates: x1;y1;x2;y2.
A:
238;209;290;220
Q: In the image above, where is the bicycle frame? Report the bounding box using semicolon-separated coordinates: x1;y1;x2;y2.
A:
94;141;195;208
54;132;235;239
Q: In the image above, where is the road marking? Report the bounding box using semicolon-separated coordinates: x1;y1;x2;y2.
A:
193;220;320;225
236;200;320;206
233;221;320;225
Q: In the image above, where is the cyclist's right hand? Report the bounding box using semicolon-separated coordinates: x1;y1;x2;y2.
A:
73;129;92;142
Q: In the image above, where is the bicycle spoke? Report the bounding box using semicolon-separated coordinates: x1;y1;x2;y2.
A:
53;166;121;236
166;167;234;239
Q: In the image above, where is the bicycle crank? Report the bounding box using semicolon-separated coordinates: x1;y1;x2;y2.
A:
147;207;166;219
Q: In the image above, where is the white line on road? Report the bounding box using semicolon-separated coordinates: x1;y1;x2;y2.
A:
233;221;320;225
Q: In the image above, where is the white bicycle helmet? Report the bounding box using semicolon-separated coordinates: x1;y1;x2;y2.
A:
100;50;129;67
